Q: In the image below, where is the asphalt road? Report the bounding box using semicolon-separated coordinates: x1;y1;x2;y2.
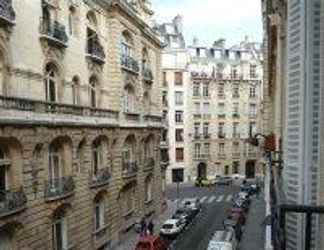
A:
164;183;265;250
165;184;239;250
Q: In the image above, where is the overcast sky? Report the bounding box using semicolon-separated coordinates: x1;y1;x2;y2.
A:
151;0;263;47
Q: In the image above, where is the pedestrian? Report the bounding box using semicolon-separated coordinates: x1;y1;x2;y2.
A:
147;220;154;235
140;217;147;236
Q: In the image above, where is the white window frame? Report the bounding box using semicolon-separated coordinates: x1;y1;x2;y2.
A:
95;199;105;230
52;217;68;250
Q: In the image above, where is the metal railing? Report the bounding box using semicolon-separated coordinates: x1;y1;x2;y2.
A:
232;152;241;158
87;41;106;63
89;167;111;188
232;113;240;118
121;55;139;73
0;189;27;218
122;161;138;178
218;153;226;159
218;133;226;139
0;0;15;25
44;176;75;201
143;114;162;123
39;18;68;46
0;95;119;120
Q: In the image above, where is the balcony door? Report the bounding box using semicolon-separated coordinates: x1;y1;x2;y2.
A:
49;146;61;190
45;64;58;103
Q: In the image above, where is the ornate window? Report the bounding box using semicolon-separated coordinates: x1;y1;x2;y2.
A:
68;6;77;36
44;63;58;102
123;85;135;113
0;147;9;195
71;76;80;105
49;143;61;186
121;31;133;58
89;76;98;108
92;139;103;176
52;214;68;250
94;198;105;230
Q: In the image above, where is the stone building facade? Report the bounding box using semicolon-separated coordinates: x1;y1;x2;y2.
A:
186;38;263;181
0;0;165;249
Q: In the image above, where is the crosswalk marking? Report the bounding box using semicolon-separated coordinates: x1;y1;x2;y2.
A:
216;195;224;202
169;194;235;204
226;195;233;202
207;195;216;203
200;196;208;203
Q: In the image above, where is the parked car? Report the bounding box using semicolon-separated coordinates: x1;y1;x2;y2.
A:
135;235;168;250
207;230;238;250
172;209;190;225
183;198;202;212
231;174;245;180
160;219;185;237
216;176;233;185
195;177;215;187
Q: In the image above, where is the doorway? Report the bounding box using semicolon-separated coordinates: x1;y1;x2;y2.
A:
197;162;207;179
245;160;256;179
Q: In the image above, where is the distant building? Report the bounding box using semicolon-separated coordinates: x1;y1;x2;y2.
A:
157;17;263;183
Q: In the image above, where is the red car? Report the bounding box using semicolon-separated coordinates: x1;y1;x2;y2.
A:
135;235;168;250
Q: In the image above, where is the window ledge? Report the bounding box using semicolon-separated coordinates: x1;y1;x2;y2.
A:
92;224;109;235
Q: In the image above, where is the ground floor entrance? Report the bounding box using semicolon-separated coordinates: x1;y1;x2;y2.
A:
245;160;256;179
197;162;207;179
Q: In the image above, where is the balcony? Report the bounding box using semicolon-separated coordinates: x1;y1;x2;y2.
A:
122;161;138;178
0;95;119;120
144;157;155;172
249;114;257;119
142;67;154;83
218;94;225;99
193;134;201;140
203;114;212;120
193;113;202;119
143;114;162;123
232;94;240;99
0;189;27;218
160;140;169;149
203;133;211;139
218;153;226;159
232;152;241;159
191;71;210;79
44;176;75;201
39;19;68;48
194;154;209;161
218;133;226;139
232;113;240;119
232;133;240;139
86;41;106;64
248;152;257;158
0;0;15;26
218;114;226;119
121;55;139;74
89;167;111;188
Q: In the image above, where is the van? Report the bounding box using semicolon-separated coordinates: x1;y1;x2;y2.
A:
207;230;238;250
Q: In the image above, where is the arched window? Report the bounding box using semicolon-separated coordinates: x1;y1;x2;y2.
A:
89;76;98;107
68;6;77;36
44;63;58;102
49;143;61;186
121;31;133;58
122;135;136;166
92;139;103;176
123;85;135;113
94;197;105;230
52;211;68;250
0;146;9;193
71;76;80;105
0;53;5;96
142;48;149;70
145;176;152;202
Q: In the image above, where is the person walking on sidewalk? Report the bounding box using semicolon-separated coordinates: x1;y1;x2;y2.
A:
147;220;154;235
140;217;147;236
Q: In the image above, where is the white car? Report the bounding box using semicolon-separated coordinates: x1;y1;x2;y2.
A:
207;230;238;250
160;219;185;236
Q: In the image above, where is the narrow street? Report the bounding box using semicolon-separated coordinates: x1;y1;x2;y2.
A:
164;183;265;250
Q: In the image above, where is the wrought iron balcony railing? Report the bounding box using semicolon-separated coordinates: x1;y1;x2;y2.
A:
218;133;226;139
142;67;154;83
160;140;169;149
0;95;119;120
218;153;226;159
86;41;106;64
232;133;240;139
0;0;15;25
121;55;139;74
89;167;111;188
39;19;68;48
232;152;241;159
193;133;201;140
144;157;155;171
0;189;27;218
44;176;75;201
122;161;138;178
218;113;226;118
203;133;211;139
232;113;240;118
194;154;209;161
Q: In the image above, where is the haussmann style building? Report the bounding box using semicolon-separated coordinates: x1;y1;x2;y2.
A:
0;0;167;249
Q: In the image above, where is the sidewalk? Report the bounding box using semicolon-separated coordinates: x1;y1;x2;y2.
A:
240;194;266;250
114;201;177;250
